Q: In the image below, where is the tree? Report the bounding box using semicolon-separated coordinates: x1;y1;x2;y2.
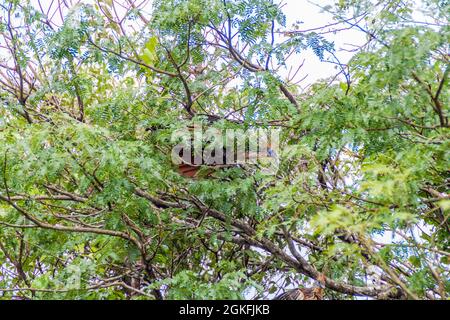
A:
0;0;448;300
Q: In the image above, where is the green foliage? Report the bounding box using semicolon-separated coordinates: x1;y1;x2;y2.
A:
0;0;448;300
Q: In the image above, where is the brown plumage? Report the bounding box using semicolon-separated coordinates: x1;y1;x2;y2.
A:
274;274;327;300
178;163;201;178
273;287;324;300
176;124;277;178
178;149;276;178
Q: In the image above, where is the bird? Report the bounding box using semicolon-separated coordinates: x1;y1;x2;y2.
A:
273;274;327;300
273;287;324;300
178;147;277;178
176;126;277;178
178;162;202;178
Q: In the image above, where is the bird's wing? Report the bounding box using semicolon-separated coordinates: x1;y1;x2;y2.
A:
294;289;305;300
274;289;305;300
301;287;324;300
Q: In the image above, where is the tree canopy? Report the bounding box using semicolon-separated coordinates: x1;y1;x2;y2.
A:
0;0;448;300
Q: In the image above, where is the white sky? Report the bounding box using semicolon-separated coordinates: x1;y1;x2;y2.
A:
24;0;435;88
281;0;366;86
24;0;366;85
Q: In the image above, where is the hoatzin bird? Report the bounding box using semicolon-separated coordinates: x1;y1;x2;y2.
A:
178;147;277;178
273;287;324;300
273;275;326;300
177;125;277;178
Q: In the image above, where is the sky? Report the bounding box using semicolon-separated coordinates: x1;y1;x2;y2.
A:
24;0;433;88
24;0;366;86
280;0;366;86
